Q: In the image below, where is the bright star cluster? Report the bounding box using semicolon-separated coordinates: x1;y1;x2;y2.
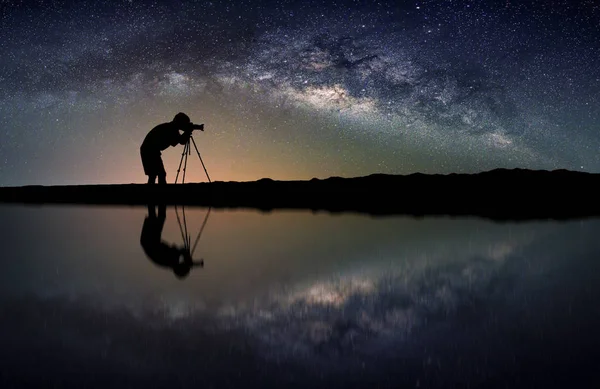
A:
1;0;599;185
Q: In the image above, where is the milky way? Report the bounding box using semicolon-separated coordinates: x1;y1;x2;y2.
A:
1;0;599;185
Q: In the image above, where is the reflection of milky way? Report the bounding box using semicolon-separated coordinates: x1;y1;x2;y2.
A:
216;242;521;364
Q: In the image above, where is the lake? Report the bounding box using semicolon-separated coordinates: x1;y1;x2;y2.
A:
0;204;598;388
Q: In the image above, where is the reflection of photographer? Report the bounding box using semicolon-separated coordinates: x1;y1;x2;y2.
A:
140;204;204;279
140;112;204;184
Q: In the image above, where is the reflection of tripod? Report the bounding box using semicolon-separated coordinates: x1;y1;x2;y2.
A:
175;135;211;184
175;204;211;266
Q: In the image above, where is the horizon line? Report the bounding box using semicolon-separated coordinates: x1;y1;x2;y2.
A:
0;167;596;189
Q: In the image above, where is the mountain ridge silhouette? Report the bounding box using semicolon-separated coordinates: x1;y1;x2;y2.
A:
1;168;599;221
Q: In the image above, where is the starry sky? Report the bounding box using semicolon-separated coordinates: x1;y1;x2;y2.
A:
1;0;599;186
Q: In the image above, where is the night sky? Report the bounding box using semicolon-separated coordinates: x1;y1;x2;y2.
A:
1;0;599;186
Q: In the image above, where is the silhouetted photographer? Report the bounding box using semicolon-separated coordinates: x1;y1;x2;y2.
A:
140;112;204;184
140;203;204;279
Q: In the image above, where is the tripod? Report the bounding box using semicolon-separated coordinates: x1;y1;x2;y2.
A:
175;204;211;267
175;135;211;184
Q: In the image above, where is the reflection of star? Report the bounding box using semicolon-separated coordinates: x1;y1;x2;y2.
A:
215;232;532;363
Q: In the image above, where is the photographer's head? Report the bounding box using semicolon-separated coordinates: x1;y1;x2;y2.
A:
173;262;191;279
173;112;191;129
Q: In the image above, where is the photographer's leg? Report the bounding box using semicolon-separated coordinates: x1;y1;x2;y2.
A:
141;148;156;185
157;156;167;184
147;203;156;218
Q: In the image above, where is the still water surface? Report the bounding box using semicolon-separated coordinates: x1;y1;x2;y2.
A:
0;205;598;388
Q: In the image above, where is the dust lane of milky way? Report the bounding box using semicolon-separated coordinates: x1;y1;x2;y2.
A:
1;0;599;186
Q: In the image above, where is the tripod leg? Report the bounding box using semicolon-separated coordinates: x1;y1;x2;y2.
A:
190;136;211;183
175;141;188;184
175;205;188;249
191;206;211;257
182;140;190;184
182;205;190;250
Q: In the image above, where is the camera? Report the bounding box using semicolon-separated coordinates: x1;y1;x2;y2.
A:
191;123;204;131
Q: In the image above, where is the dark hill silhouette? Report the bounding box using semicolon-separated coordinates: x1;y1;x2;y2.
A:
1;168;600;221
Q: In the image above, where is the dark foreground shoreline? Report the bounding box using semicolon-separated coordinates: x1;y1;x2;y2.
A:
1;168;599;221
